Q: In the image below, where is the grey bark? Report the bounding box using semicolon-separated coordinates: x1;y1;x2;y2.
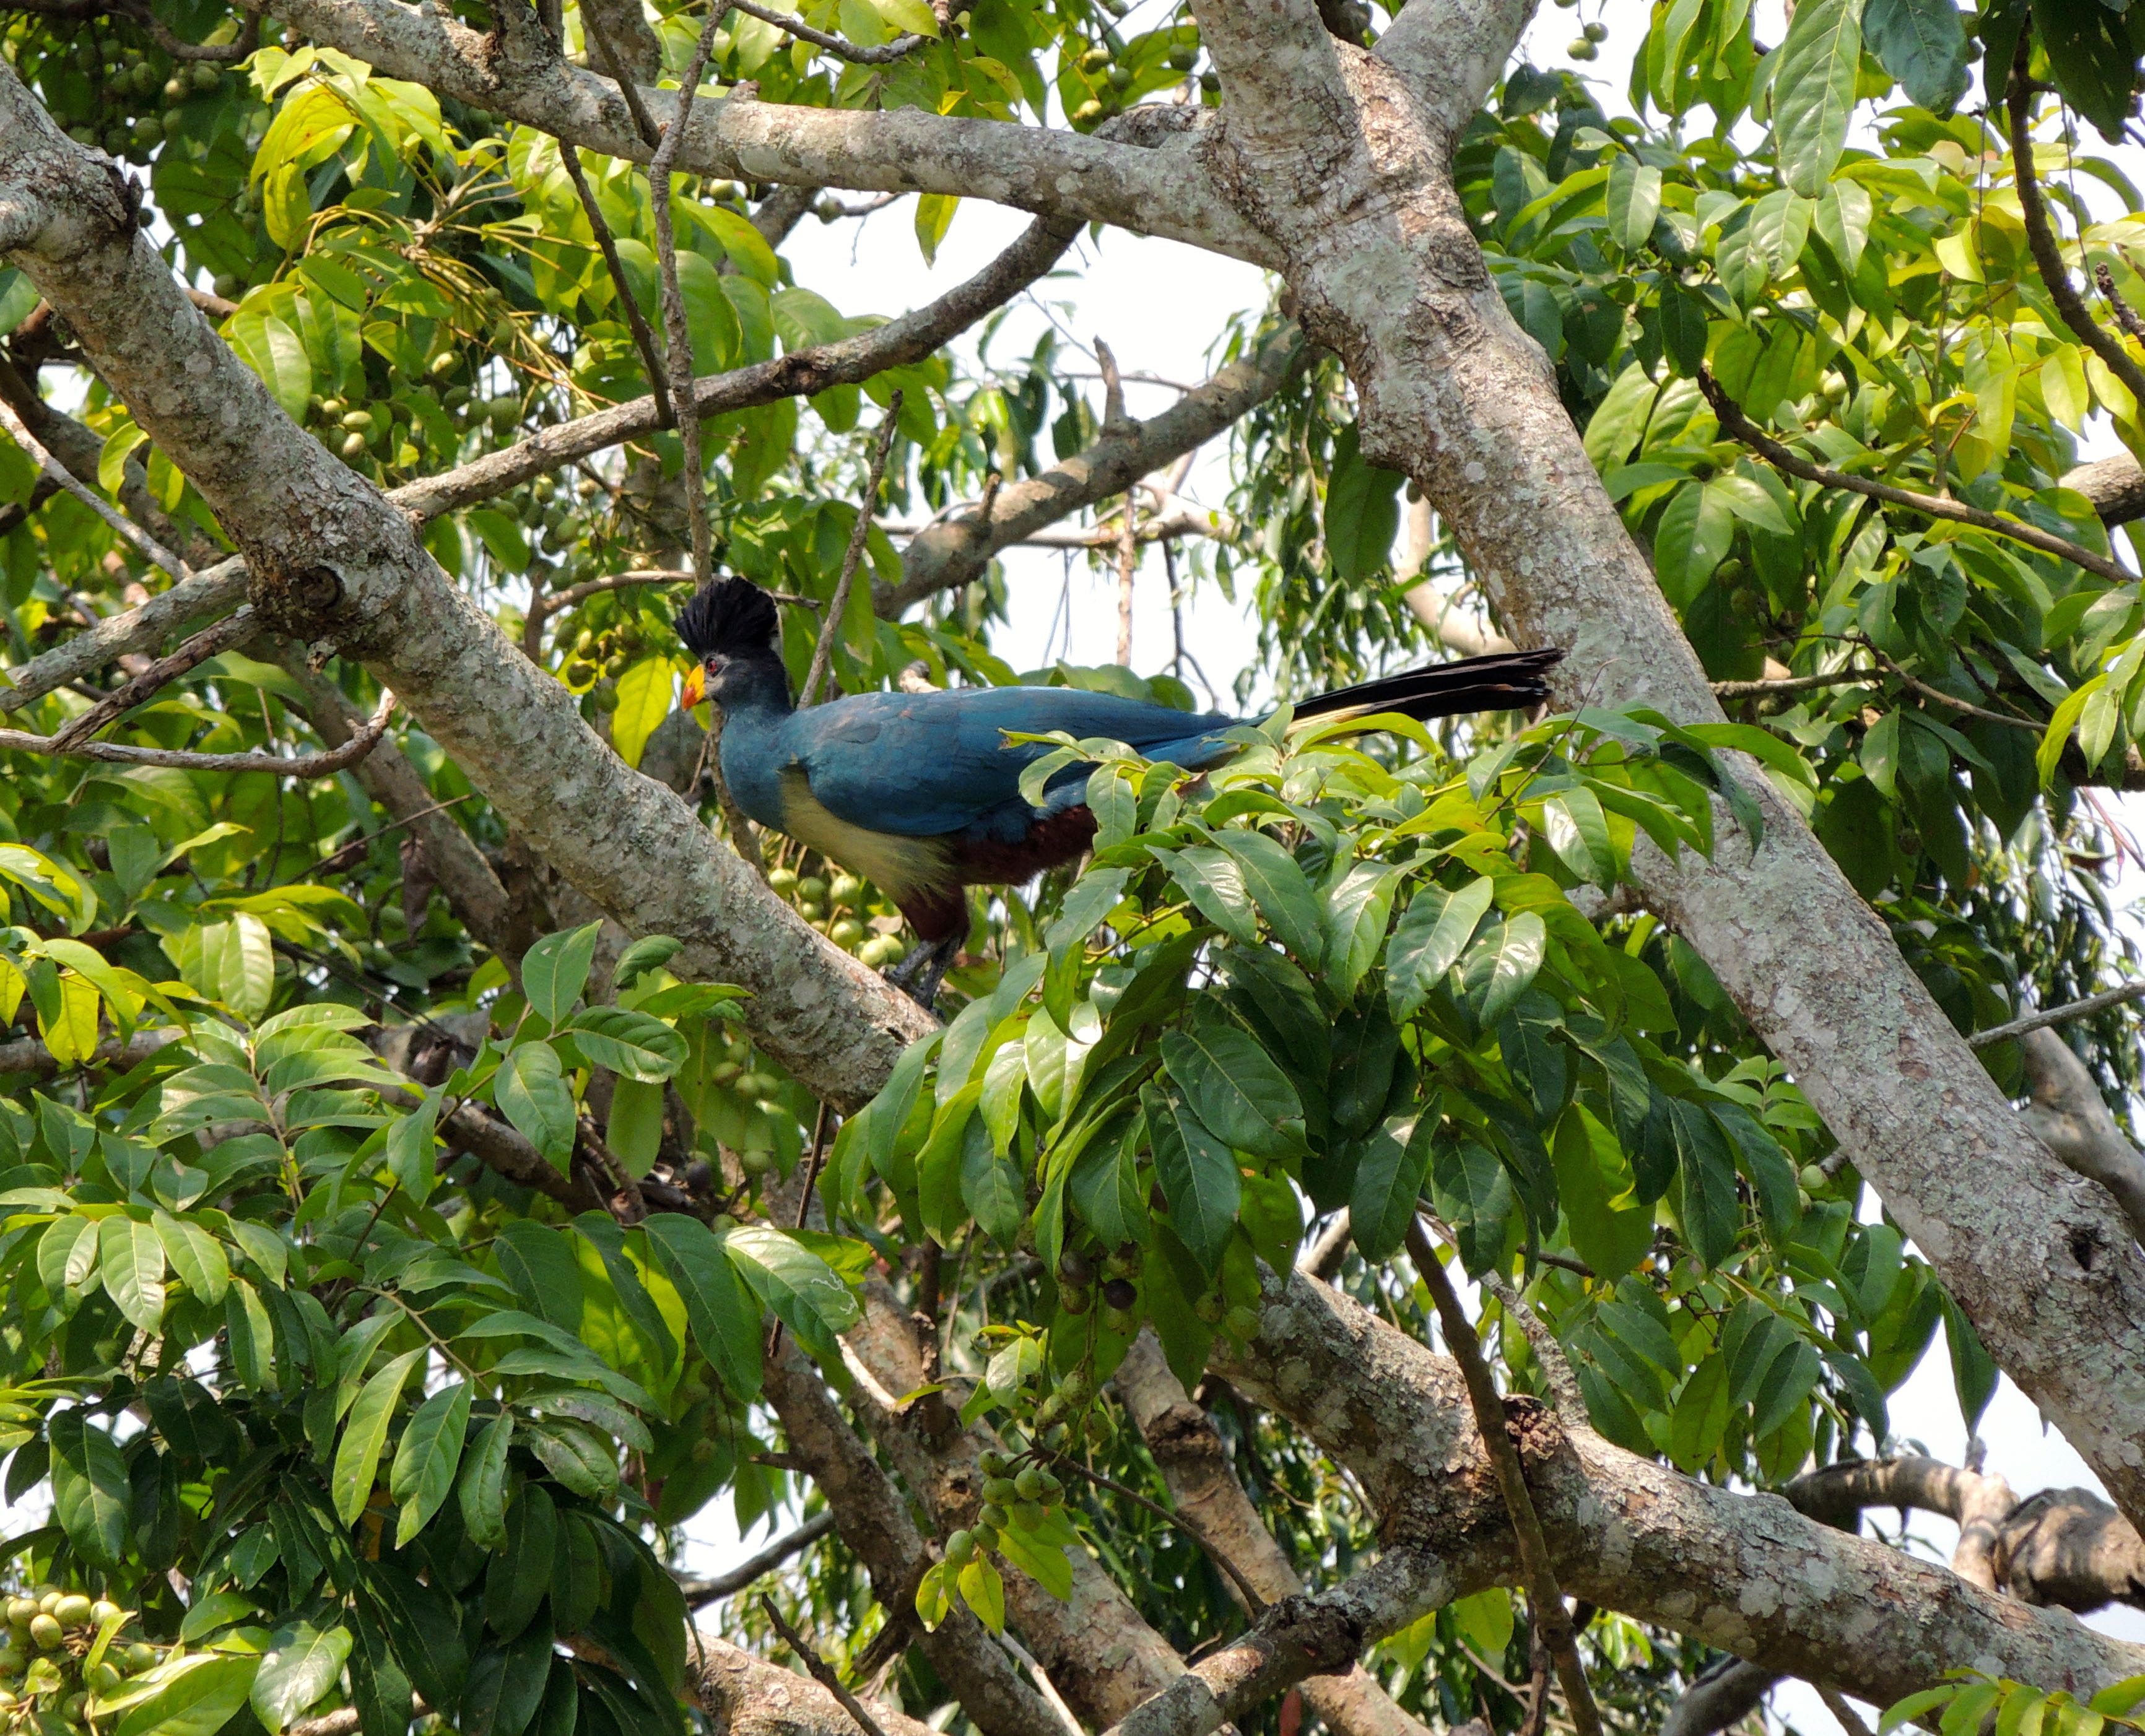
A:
2015;1028;2145;1246
1114;1332;1435;1736
1210;1267;2145;1712
2065;454;2145;527
692;1633;941;1736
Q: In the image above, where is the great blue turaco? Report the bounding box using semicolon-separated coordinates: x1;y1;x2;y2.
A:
676;578;1562;1004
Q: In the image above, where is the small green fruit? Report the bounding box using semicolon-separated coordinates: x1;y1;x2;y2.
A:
738;1145;777;1176
1567;37;1597;58
797;876;829;903
1193;1291;1225;1324
29;1615;62;1652
193;62;222;89
1072;98;1105;123
829;873;863;906
1582;19;1606;38
1061;1284;1092;1316
341;432;367;459
53;1595;92;1628
829;919;864;948
946;1527;977;1566
1798;1165;1827;1192
1106;63;1131;89
1014;1465;1045;1501
977;1449;1008;1477
979;1502;1009;1531
89;1602;120;1630
1225;1305;1261;1339
1101;1305;1136;1334
982;1477;1020;1506
1058;1370;1092;1405
768;867;799;894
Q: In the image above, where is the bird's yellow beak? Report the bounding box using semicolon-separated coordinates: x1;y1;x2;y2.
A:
681;662;706;711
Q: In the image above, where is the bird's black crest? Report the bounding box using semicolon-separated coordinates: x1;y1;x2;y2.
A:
676;579;779;657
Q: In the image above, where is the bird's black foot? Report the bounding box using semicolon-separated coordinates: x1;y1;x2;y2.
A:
885;933;959;1012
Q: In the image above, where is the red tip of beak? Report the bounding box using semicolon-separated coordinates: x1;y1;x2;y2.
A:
681;664;706;710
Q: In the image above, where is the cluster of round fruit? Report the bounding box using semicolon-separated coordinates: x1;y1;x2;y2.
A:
1066;24;1212;126
1550;0;1608;59
1058;1244;1261;1341
766;865;908;970
0;1587;156;1730
943;1447;1069;1568
562;610;651;692
701;1027;790;1177
45;33;225;163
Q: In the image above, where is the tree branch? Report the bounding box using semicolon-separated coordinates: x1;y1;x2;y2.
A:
2008;56;2145;415
725;0;932;64
1405;1222;1602;1736
1970;981;2145;1050
1113;1332;1435;1736
879;333;1305;614
2009;1026;2145;1250
1697;368;2134;588
0;389;190;579
691;1633;941;1736
0;686;393;773
557;141;676;428
801;394;900;706
676;1511;837;1607
253;0;1271;260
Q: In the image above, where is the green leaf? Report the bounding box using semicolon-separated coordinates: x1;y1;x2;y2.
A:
49;1410;129;1568
644;1213;764;1400
225;1277;277;1389
38;1212;98;1295
960;1117;1029;1248
331;1347;423;1526
1048;866;1131;948
2035;0;2140;138
614;934;684;986
1211;830;1325;960
1325;423;1404;581
915;191;960;264
568;1005;689;1082
1606;152;1663;252
389;1379;471;1547
385;1087;442;1204
1159;1025;1305;1159
1160;844;1258;945
1548;1104;1653;1278
1669;1353;1731;1471
1773;0;1864;197
1430;1138;1514;1275
725;1222;862;1339
1350;1112;1434;1262
485;1482;558;1641
1388;877;1495;1022
494;1041;576;1170
1146;1082;1242;1275
1669;1097;1741;1267
523;922;603;1023
110;1653;261;1736
957;1555;1006;1633
610;658;676;770
1323;860;1403;999
153;1209;230;1306
458;1415;515;1550
251;1623;352;1732
1862;0;1969;111
98;1212;167;1334
225;311;312;419
1457;912;1547;1030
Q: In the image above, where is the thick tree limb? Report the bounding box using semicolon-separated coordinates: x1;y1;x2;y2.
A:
840;1282;1190;1729
877;334;1305;614
2008;1028;2145;1248
0;1027;180;1075
2066;454;2145;528
0;63;934;1114
691;1633;940;1736
1209;1267;2145;1711
1114;1332;1435;1736
0;560;248;716
1180;0;2145;1526
251;0;1271;261
757;1339;1066;1736
1660;1657;1774;1736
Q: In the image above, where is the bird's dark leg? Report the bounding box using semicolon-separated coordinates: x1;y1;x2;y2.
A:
885;932;959;1011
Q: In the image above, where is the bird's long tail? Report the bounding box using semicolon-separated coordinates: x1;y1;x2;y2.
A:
1288;646;1566;729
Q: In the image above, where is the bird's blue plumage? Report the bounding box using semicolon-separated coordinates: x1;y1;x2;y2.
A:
720;685;1242;844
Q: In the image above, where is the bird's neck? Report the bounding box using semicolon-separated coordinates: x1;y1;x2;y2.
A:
720;651;794;718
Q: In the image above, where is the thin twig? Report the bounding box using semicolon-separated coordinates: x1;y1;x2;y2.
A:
0;687;394;774
2009;46;2145;412
726;0;933;63
1816;1685;1878;1736
758;1594;894;1736
800;395;902;706
1969;979;2145;1048
675;1511;835;1605
1405;1218;1603;1736
1474;1263;1586;1425
1711;669;1877;700
558;143;676;428
2097;263;2145;346
581;11;662;146
1043;1449;1269;1615
0;395;189;581
1697;369;2134;588
48;606;256;751
647;3;726;584
796;1100;831;1229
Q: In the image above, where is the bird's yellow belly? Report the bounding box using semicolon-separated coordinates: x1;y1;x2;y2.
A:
777;767;952;903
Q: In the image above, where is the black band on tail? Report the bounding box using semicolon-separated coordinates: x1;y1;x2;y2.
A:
1292;647;1565;724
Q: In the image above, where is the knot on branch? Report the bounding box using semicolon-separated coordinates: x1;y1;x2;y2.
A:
1502;1392;1563;1469
1263;1591;1366;1676
1147;1400;1231;1469
257;562;347;633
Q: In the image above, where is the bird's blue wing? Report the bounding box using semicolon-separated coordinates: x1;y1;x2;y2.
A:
785;687;1240;839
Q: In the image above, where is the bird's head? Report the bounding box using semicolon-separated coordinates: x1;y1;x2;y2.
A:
677;578;780;710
